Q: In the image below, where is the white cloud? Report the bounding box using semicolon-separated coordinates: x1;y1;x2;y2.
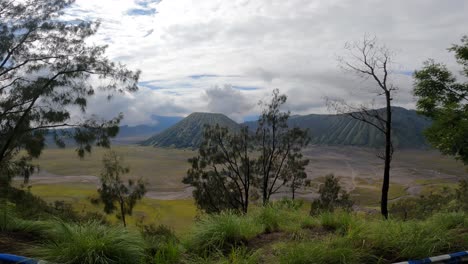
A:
69;0;468;125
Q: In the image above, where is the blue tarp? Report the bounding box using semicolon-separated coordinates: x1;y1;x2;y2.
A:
0;254;37;264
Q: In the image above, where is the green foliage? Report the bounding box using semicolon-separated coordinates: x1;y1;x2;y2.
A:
0;205;50;235
0;0;140;185
256;89;310;205
185;90;310;214
390;180;468;220
278;240;364;264
186;211;262;254
184;125;254;214
220;247;260;264
139;223;181;263
33;220;145;264
361;216;461;261
310;174;353;215
414;35;468;164
253;201;306;233
98;151;146;227
152;241;182;264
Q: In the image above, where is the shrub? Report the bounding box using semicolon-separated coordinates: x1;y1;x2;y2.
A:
278;240;363;264
139;224;180;262
0;205;50;235
153;241;182;264
310;174;353;215
319;211;360;235
253;202;307;233
362;219;456;261
32;221;145;264
186;211;262;254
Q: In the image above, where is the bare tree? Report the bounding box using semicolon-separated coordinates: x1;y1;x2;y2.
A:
328;35;396;219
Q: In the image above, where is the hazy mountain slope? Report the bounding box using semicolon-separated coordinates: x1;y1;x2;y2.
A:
244;107;431;149
142;112;240;148
44;115;183;146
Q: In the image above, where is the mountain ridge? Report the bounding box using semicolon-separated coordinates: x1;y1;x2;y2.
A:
141;112;240;148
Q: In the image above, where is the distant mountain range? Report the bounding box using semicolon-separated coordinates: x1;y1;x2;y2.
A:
141;112;240;148
44;115;182;147
244;107;431;149
114;115;183;144
46;107;431;149
141;107;431;149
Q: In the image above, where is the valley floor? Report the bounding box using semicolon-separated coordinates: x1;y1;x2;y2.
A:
13;145;468;231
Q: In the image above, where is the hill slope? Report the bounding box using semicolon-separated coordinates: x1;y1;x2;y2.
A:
142;112;240;148
245;107;431;149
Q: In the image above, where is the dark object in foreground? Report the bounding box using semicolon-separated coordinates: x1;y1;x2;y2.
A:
0;254;37;264
393;250;468;264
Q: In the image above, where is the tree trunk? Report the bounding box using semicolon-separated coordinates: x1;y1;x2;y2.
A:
119;198;127;227
381;94;392;219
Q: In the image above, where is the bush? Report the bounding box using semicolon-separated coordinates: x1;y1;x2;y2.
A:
278;240;364;264
139;224;180;262
319;211;360;235
0;205;50;235
186;211;262;254
153;241;182;264
361;219;456;261
32;221;145;264
310;174;353;215
253;202;308;233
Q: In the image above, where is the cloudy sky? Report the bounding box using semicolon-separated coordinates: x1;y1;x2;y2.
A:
67;0;468;125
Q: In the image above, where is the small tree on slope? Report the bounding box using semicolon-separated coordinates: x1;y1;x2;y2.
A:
98;151;146;227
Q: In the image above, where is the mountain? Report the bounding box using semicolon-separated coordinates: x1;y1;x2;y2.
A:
244;107;431;149
115;115;183;144
44;115;183;147
141;112;241;148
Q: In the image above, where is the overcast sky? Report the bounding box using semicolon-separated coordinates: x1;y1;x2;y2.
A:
68;0;468;125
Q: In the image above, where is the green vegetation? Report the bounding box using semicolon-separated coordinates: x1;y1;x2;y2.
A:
414;35;468;164
185;90;310;213
142;112;241;148
3;200;467;263
98;151;146;227
310;174;353;215
0;0;139;186
32;221;146;264
30;146;195;191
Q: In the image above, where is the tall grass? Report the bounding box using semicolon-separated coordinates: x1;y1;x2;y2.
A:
186;211;263;254
32;221;145;264
0;205;50;235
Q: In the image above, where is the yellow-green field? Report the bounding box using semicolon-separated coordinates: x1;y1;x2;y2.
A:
17;145;467;232
25;183;197;233
32;145;195;191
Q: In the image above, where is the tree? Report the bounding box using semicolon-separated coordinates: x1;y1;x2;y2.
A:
0;0;140;185
184;89;310;213
413;36;468;164
328;35;396;219
256;89;310;205
184;125;254;214
283;153;309;200
98;151;146;227
310;174;353;215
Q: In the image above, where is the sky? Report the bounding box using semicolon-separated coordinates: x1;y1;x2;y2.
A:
67;0;468;125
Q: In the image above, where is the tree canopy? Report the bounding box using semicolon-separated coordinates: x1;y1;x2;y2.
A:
184;89;310;214
414;36;468;164
0;0;140;184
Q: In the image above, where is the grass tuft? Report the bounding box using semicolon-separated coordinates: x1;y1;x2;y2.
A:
32;220;145;264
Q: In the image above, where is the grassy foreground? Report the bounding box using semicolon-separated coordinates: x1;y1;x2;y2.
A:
2;200;467;264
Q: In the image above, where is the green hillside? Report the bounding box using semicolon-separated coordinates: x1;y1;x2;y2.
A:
141;112;240;148
246;107;431;148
